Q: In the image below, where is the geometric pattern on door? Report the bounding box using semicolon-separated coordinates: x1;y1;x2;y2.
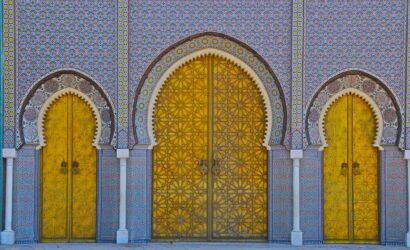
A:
40;93;97;242
152;55;267;240
323;94;379;243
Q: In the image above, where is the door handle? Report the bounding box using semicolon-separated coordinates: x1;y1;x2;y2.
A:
341;162;347;176
199;160;208;175
212;159;221;175
353;162;361;176
72;161;80;174
60;160;68;174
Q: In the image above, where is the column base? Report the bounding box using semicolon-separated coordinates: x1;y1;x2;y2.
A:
1;230;15;245
291;230;303;246
406;232;410;247
116;229;129;244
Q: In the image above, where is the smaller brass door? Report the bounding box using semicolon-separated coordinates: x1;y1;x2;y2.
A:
41;94;97;242
323;94;379;243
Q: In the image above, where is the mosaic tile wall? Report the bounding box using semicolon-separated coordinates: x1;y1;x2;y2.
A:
13;147;120;243
7;0;410;245
270;147;292;242
97;148;119;242
13;146;38;243
304;0;406;110
129;0;292;147
127;149;151;242
406;0;410;149
300;147;322;243
297;146;407;245
15;0;117;107
133;34;286;147
382;146;407;244
290;0;304;149
3;0;16;148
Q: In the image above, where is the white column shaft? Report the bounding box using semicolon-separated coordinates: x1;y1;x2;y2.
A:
116;149;129;244
292;158;300;232
119;158;127;230
5;158;13;231
290;149;303;246
2;148;16;244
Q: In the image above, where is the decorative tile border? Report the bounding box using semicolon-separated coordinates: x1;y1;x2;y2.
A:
133;33;286;146
3;0;15;148
306;73;403;148
0;0;4;230
16;72;115;148
117;0;129;149
291;0;305;149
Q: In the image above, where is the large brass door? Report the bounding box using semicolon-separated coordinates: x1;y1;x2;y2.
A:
152;55;267;240
41;94;97;242
323;94;379;243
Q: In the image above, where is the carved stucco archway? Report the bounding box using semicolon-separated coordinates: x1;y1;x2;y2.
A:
133;32;287;147
306;72;403;149
17;70;116;148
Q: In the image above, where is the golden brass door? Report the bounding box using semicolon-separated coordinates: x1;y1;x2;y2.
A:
323;94;379;243
41;94;97;242
152;55;267;240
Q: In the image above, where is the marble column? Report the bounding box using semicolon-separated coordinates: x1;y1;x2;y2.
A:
1;148;16;245
290;149;303;246
116;149;129;244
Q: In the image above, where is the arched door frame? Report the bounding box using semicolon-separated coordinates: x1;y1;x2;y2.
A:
17;68;116;149
16;69;116;242
306;71;403;244
305;70;403;149
133;33;287;242
133;32;287;147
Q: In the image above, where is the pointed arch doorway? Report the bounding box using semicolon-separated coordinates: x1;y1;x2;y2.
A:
323;93;379;243
152;55;268;241
40;93;97;242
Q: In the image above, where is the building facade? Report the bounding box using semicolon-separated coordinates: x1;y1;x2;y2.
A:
1;0;410;246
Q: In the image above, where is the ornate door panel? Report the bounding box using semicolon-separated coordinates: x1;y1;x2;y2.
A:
323;95;349;241
323;94;379;243
41;94;96;242
71;95;97;240
212;57;267;239
352;96;379;241
152;57;209;239
41;95;69;241
152;55;267;240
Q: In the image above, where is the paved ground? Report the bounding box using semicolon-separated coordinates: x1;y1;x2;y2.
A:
0;243;405;250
